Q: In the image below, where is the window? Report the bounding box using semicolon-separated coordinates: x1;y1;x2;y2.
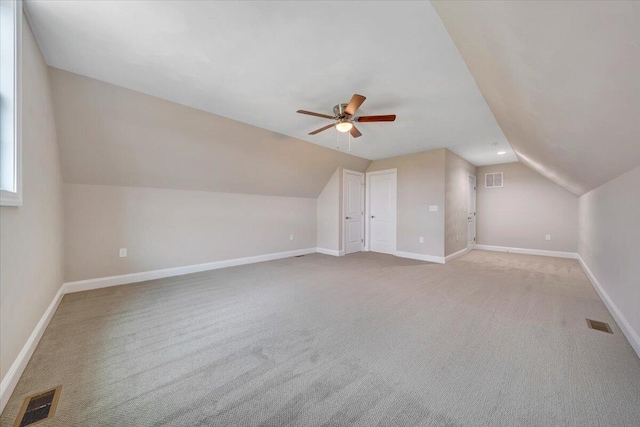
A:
1;0;21;206
485;172;503;188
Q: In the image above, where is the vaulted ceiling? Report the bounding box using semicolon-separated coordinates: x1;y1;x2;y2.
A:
25;1;640;196
25;0;516;166
432;1;640;195
48;68;370;198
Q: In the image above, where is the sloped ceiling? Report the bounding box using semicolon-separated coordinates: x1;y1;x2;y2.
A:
432;1;640;196
48;68;370;198
25;0;516;166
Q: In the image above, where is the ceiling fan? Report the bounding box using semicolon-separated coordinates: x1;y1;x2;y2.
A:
297;94;396;138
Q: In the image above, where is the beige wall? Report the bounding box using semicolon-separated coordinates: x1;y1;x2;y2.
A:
367;149;446;257
316;169;340;251
476;162;578;252
64;184;317;282
0;15;64;381
445;150;476;256
49;66;371;282
578;165;640;352
48;68;370;199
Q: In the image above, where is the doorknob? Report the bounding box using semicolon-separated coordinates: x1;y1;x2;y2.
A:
371;215;375;219
346;216;352;219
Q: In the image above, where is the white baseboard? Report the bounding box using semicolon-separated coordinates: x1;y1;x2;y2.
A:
0;285;65;414
444;247;470;263
475;245;578;259
63;248;317;294
394;250;445;264
0;247;318;414
316;247;343;257
578;255;640;359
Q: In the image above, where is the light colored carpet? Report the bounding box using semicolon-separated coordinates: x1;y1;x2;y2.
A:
1;251;639;426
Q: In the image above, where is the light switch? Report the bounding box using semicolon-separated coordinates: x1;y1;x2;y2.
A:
546;235;551;241
429;205;438;212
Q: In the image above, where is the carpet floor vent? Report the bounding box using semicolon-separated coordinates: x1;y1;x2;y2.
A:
586;319;613;334
14;386;61;427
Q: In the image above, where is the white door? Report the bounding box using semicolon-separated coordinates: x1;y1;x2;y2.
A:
468;175;476;248
344;170;364;255
366;169;397;254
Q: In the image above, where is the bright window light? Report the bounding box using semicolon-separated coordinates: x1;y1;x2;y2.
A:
0;0;22;206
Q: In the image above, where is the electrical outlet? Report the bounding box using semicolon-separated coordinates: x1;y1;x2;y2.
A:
429;205;438;212
289;234;294;241
419;236;424;243
119;248;127;257
456;234;459;242
546;235;551;241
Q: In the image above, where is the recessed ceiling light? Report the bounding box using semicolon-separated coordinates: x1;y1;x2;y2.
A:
497;151;506;155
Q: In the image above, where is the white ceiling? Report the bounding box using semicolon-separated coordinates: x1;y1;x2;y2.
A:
432;1;640;195
24;0;516;166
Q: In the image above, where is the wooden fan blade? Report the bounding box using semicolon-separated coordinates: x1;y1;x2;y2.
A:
349;125;362;138
357;114;396;123
345;94;366;116
309;123;336;135
297;110;334;120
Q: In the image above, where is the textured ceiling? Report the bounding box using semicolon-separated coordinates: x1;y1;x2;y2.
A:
432;1;640;195
25;0;516;166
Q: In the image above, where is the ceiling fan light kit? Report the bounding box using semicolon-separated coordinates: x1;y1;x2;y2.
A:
335;120;353;133
297;94;396;144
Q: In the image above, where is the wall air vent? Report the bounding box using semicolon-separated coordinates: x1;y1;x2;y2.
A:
14;386;61;427
485;172;503;188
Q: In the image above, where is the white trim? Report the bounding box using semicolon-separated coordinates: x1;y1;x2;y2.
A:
365;168;397;254
1;247;319;413
342;169;365;255
63;248;317;293
475;245;578;259
0;284;64;414
0;0;22;206
0;189;21;206
445;247;469;263
578;255;640;359
467;173;476;250
1;248;320;413
316;247;343;257
394;250;445;264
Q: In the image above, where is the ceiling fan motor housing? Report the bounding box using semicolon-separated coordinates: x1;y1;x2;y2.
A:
333;103;350;119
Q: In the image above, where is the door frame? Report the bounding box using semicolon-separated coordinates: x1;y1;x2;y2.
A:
342;169;365;255
468;173;476;250
365;168;397;253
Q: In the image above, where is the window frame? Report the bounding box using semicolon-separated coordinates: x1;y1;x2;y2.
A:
0;0;22;206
